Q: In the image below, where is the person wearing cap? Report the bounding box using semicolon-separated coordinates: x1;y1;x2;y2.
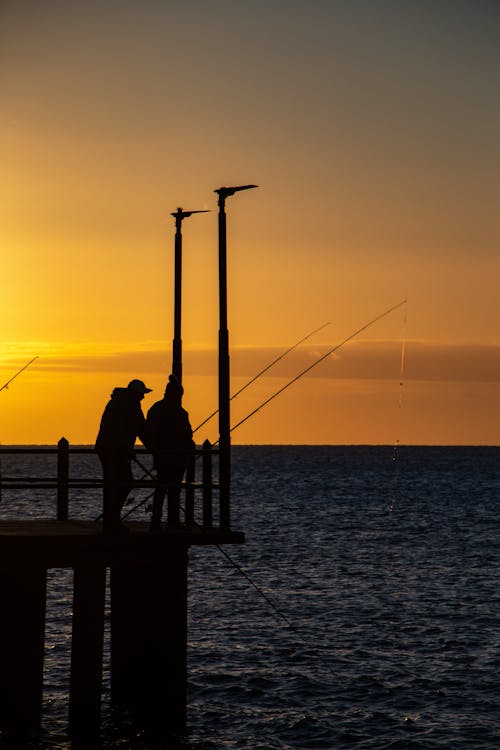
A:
146;374;195;530
95;379;152;533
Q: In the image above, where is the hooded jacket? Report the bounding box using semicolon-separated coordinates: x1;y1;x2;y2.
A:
146;396;194;456
95;387;149;456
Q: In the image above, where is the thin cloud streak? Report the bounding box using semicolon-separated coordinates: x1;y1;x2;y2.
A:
6;341;498;383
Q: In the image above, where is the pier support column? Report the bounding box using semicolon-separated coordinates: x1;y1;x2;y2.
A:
69;564;106;738
0;567;47;729
110;544;188;734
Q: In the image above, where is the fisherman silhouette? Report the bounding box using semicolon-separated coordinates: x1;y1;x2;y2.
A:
95;379;152;533
146;374;194;530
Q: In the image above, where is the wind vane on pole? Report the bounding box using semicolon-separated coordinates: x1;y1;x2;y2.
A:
214;184;258;528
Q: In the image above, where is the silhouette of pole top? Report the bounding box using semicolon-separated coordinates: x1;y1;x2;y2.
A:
171;207;210;229
214;185;258;206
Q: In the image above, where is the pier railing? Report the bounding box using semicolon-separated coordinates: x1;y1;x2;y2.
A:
0;437;225;530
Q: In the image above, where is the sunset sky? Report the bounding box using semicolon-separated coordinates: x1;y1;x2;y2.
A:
1;0;499;445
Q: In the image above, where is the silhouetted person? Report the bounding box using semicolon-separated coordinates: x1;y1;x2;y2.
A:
146;374;194;530
95;379;152;533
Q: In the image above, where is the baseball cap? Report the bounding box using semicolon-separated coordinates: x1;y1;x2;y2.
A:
127;379;152;394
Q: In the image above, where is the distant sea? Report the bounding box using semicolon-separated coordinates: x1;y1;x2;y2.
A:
0;446;498;749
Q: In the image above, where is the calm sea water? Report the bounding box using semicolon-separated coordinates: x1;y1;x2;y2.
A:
0;446;498;749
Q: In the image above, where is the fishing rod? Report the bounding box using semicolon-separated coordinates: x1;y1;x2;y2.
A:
93;452;156;521
0;356;39;392
193;321;331;434
229;299;407;435
94;485;155;523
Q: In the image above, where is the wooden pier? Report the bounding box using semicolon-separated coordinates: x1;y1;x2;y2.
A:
0;441;244;738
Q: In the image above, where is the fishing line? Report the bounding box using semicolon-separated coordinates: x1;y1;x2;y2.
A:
193;321;331;434
214;544;309;645
120;459;309;642
389;306;407;514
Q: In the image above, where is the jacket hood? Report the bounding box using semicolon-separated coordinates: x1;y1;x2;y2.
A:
110;387;140;402
110;387;128;398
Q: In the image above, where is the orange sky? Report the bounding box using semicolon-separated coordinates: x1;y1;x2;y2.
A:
1;0;499;445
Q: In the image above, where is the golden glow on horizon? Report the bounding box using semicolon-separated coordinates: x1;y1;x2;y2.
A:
1;369;498;446
1;337;498;445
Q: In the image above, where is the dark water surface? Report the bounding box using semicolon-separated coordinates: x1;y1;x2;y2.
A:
0;446;498;749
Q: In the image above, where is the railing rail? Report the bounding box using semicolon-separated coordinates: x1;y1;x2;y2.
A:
0;438;223;530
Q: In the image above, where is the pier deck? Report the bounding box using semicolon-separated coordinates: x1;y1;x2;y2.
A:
0;520;244;567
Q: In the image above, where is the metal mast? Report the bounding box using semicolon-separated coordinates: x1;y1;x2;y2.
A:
214;185;257;528
170;208;208;384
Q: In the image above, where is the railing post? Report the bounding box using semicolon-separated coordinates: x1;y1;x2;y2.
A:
184;450;195;524
57;437;69;521
202;440;213;529
219;442;230;531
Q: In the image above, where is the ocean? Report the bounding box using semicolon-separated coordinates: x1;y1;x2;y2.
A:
0;445;498;749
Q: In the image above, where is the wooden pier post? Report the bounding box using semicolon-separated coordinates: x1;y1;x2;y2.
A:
110;544;188;733
0;567;47;729
69;565;107;737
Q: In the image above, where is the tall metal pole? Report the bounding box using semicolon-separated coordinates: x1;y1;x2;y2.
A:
170;208;208;384
214;185;257;529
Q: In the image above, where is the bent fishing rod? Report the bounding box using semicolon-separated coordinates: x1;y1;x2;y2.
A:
0;356;39;392
228;299;407;435
193;321;331;434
